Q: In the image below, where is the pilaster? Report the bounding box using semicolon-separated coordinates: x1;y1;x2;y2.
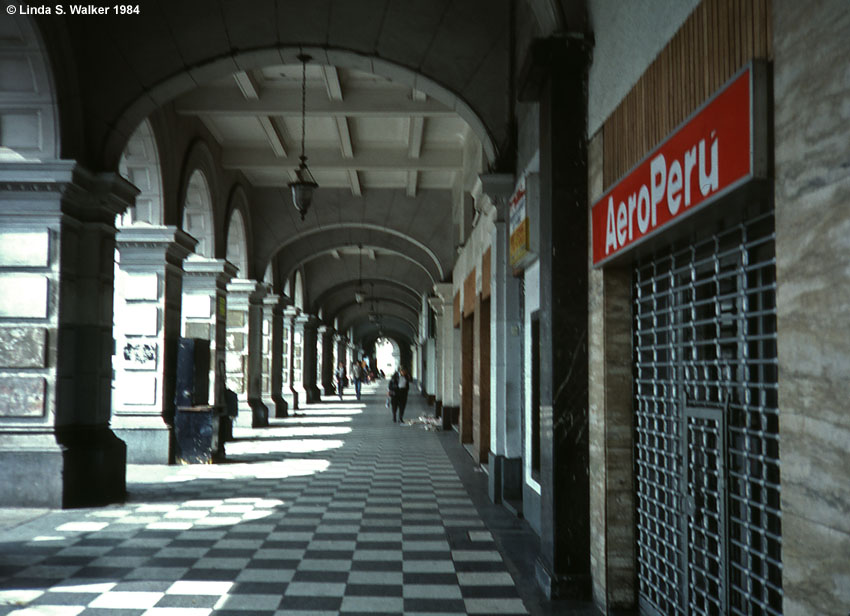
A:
112;225;197;464
481;174;524;505
520;35;592;599
318;325;335;397
297;314;321;403
432;282;458;429
181;258;238;408
226;278;268;428
334;333;347;396
264;293;287;418
283;307;299;410
0;161;134;507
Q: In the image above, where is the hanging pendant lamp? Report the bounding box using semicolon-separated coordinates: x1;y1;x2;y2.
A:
289;53;318;220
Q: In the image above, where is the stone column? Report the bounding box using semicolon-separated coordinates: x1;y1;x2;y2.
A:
283;307;298;410
299;315;321;403
112;226;196;464
314;325;323;395
263;293;287;418
0;162;135;507
290;311;310;406
334;333;347;396
318;325;334;397
427;296;444;412
432;283;458;427
520;36;592;598
479;177;524;506
226;279;268;428
181;258;237;413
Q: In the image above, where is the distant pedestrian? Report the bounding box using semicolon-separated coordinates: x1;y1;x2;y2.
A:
351;360;362;400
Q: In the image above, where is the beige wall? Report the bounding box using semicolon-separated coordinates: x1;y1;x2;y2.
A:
773;2;850;614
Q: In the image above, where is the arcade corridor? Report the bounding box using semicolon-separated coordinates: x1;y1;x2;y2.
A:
0;385;564;616
2;1;849;614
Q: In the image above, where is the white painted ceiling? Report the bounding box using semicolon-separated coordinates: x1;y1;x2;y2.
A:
175;63;475;198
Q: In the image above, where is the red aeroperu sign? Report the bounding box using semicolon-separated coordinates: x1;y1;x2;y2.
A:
591;65;762;266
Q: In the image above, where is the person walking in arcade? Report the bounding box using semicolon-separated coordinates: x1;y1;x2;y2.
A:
387;366;410;423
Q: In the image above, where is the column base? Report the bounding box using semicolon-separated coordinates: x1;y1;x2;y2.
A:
286;388;300;411
442;406;459;430
113;416;172;464
271;394;288;418
57;425;126;508
322;385;335;397
0;436;64;508
249;398;269;428
535;557;591;600
435;399;443;418
306;386;322;403
489;454;523;511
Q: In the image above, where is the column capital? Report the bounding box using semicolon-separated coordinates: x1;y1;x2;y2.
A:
283;306;300;319
117;225;197;266
296;313;319;329
432;283;454;302
427;295;445;315
479;173;516;221
263;292;283;309
0;161;138;222
227;278;267;305
183;257;238;280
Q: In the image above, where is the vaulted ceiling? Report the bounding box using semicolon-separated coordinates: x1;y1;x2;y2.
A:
176;64;472;196
176;60;479;348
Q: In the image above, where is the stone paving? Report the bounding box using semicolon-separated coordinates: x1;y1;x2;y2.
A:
0;382;530;616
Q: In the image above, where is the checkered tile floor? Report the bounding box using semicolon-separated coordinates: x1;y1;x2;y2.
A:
0;383;528;615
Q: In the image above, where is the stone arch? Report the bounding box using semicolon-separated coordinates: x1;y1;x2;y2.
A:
103;44;501;172
273;224;445;287
225;187;251;278
293;270;305;311
0;13;59;161
357;317;416;349
292;246;436;291
177;139;220;258
182;170;215;258
312;279;422;318
117;118;164;225
335;298;419;333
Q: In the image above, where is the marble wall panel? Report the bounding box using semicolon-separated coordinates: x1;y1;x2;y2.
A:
0;231;49;266
0;275;48;318
0;327;46;368
588;127;637;612
0;376;45;417
773;1;850;614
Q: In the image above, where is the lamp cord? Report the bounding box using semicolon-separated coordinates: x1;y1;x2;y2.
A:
300;55;307;163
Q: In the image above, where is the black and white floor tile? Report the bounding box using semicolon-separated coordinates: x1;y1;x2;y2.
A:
0;384;528;616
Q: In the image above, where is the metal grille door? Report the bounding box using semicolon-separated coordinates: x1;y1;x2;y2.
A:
633;211;782;615
685;409;726;615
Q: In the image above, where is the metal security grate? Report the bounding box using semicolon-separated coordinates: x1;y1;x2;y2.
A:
634;211;782;616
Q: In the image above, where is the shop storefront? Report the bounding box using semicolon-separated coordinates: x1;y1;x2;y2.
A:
590;59;781;614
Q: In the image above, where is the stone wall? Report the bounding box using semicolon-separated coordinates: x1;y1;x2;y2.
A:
773;1;850;614
586;131;636;612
